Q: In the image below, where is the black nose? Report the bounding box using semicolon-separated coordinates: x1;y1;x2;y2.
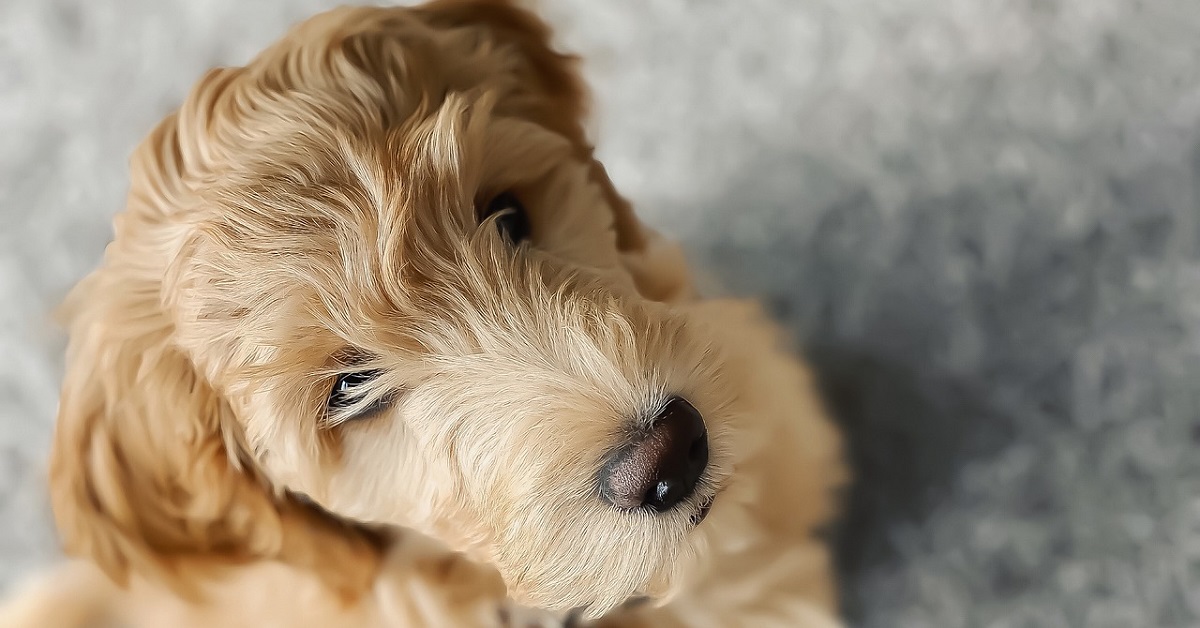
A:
599;397;709;512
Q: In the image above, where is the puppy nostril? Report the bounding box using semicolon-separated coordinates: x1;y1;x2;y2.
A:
647;481;672;506
644;479;681;511
599;396;709;513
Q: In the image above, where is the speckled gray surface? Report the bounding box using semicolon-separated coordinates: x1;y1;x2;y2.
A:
3;1;1200;626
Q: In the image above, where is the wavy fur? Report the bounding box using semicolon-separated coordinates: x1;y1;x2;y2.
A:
2;2;846;626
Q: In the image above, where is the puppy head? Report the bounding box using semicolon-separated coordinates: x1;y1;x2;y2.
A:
52;0;752;616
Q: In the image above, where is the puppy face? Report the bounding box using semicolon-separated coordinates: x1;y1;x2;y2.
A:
51;0;760;616
183;95;742;611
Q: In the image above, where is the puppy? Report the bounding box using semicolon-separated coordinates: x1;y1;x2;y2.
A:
1;1;846;626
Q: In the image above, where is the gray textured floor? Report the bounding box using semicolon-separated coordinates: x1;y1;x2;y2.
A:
3;1;1200;626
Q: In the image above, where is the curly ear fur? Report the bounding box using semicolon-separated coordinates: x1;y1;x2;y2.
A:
50;68;384;601
416;0;694;302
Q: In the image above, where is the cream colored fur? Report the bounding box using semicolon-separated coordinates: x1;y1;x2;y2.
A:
0;1;846;626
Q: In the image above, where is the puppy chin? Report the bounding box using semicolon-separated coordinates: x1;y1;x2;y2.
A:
599;502;729;616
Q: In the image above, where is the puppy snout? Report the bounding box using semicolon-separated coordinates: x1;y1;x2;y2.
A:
599;397;709;512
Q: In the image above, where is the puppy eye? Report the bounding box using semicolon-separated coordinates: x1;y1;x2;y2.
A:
327;369;386;419
480;191;531;245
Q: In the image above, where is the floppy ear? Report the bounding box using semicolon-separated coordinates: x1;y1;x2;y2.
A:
416;0;695;302
49;69;384;600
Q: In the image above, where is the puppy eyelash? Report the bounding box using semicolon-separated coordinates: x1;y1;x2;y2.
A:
328;370;382;409
325;369;393;423
478;191;531;245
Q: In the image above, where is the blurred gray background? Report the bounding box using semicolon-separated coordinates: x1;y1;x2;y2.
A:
3;0;1200;626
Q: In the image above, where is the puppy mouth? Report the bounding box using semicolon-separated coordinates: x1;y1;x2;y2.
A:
689;494;716;526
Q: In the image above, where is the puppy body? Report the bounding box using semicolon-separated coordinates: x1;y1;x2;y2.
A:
3;2;846;626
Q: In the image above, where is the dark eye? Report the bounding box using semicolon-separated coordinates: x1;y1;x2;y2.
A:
480;191;531;245
327;369;386;419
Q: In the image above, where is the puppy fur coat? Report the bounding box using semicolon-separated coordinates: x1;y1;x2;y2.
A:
0;1;846;626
